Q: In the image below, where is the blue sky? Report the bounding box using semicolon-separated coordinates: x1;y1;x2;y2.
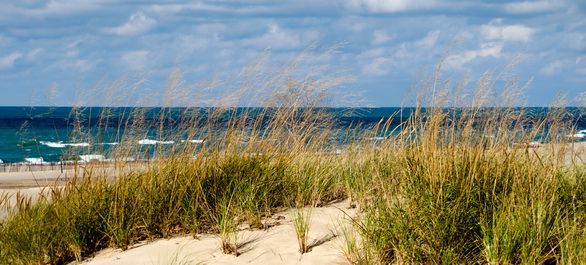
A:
0;0;584;107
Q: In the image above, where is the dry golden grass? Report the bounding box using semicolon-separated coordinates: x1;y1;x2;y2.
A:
1;45;586;265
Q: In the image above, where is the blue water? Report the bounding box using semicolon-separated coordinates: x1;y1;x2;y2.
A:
0;106;584;164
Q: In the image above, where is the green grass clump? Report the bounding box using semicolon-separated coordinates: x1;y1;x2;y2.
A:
0;153;346;264
342;54;586;264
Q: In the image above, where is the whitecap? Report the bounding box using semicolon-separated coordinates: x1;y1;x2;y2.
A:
138;139;158;145
79;154;105;162
368;137;385;140
40;141;91;148
0;159;3;164
67;142;91;147
566;133;585;138
40;141;66;148
181;139;204;143
138;139;175;145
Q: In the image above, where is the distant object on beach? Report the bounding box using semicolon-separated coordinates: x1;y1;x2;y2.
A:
24;157;46;164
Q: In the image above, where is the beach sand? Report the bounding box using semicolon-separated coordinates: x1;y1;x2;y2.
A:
72;202;356;265
0;164;132;218
0;169;69;219
563;141;586;164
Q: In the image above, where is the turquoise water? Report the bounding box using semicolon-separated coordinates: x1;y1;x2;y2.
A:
0;106;584;164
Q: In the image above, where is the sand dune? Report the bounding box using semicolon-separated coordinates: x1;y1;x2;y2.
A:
73;202;355;265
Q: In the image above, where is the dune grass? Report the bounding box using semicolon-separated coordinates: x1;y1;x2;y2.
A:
339;55;586;264
1;47;586;264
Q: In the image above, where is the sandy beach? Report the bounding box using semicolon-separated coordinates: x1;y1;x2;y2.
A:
72;202;355;265
0;163;136;218
0;169;68;218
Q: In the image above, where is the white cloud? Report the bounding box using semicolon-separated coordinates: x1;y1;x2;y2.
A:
445;42;503;70
372;30;394;45
58;59;93;72
120;50;150;70
416;30;440;48
363;57;390;76
541;56;586;76
67;38;84;49
243;24;302;50
480;20;536;43
302;30;320;43
179;35;213;55
148;2;271;15
360;48;385;58
24;0;116;18
540;60;564;76
565;32;586;51
26;48;43;60
104;11;156;37
195;23;227;35
504;0;569;14
64;49;79;58
351;23;367;33
72;59;93;72
346;0;436;12
0;52;23;69
148;3;232;14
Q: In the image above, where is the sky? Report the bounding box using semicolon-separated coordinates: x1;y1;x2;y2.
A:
0;0;584;107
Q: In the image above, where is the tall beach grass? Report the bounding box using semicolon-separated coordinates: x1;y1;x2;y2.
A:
1;46;585;264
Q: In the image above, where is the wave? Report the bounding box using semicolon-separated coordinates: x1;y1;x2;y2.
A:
40;141;91;148
138;139;175;145
181;139;204;143
100;142;119;145
565;129;586;139
0;159;3;164
566;133;585;138
79;154;105;162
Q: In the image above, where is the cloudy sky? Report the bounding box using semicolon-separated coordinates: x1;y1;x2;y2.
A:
0;0;584;107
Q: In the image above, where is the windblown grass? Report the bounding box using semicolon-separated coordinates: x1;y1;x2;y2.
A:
1;46;586;265
341;53;586;264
